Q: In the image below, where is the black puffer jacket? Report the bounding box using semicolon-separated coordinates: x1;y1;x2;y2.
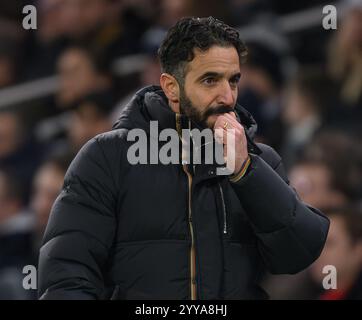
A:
38;86;329;300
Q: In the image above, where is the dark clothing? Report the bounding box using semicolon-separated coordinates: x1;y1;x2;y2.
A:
318;270;362;300
346;271;362;300
38;86;329;300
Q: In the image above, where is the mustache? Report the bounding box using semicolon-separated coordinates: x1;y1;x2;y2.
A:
203;105;235;119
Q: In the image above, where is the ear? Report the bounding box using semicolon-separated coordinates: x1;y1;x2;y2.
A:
160;73;180;113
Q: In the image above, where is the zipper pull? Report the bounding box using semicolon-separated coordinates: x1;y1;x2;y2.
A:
218;183;227;234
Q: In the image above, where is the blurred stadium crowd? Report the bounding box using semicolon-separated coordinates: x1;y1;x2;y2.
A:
0;0;362;300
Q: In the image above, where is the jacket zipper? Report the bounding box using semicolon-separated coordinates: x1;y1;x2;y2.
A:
218;182;227;234
176;114;197;300
183;165;197;300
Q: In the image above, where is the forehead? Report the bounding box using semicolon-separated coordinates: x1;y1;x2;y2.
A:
185;46;240;79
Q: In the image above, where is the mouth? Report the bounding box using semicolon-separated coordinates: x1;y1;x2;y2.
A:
203;105;235;120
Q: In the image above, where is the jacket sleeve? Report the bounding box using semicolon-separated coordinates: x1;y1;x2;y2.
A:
38;136;119;299
230;144;330;275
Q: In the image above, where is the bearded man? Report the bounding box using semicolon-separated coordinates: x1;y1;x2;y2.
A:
38;17;329;300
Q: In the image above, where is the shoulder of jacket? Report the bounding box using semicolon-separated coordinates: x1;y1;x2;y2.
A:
96;128;130;142
91;128;130;151
74;129;130;166
255;143;282;170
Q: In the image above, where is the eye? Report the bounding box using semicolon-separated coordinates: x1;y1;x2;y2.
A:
229;76;240;87
203;77;217;86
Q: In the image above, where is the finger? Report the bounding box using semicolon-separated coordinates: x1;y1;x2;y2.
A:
227;111;237;119
224;116;246;139
214;115;230;130
214;127;224;144
214;123;236;147
223;113;240;128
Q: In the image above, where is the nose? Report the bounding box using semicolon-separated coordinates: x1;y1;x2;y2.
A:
216;81;235;106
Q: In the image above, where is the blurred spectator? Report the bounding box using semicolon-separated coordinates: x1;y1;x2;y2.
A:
67;92;113;151
158;0;193;29
290;159;351;210
327;0;362;111
237;41;288;149
280;67;337;169
151;0;231;30
139;0;192;56
0;40;17;88
0;1;28;22
141;0;231;51
61;0;151;60
0;111;23;161
35;91;114;158
38;0;67;42
60;0;113;39
139;0;233;58
30;153;72;250
20;0;155;83
56;46;114;109
0;168;35;300
140;55;162;89
21;0;70;80
111;42;162;123
226;0;272;26
289;131;362;210
263;156;359;299
309;205;362;300
305;131;362;198
262;130;362;299
0;1;27;42
0;110;43;203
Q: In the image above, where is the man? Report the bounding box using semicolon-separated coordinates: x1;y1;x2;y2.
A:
38;17;329;300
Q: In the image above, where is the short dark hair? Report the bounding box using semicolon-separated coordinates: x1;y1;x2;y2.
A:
158;16;247;83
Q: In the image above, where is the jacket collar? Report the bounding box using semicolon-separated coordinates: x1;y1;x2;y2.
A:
139;85;261;154
113;85;261;181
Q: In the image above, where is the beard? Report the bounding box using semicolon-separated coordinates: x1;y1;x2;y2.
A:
179;88;234;129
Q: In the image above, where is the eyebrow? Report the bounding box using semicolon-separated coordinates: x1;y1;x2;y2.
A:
230;72;241;80
196;71;241;82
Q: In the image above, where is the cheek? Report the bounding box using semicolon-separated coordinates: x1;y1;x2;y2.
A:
186;86;214;109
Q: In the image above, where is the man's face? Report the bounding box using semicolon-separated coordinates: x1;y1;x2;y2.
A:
179;46;241;128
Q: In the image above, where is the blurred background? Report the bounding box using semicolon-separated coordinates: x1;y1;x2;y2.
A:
0;0;361;300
